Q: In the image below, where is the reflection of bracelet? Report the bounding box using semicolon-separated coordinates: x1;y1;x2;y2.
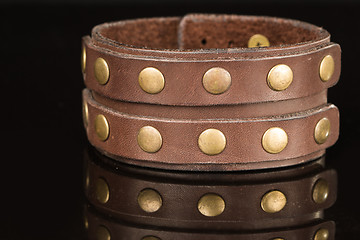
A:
84;147;337;231
81;14;340;171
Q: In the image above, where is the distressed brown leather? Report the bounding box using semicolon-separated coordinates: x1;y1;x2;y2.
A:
84;148;337;231
83;14;341;106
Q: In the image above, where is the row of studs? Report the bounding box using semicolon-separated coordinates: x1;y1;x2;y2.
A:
81;45;335;95
88;224;330;240
83;103;331;155
90;176;330;216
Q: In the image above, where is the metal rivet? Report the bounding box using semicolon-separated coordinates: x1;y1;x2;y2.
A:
312;179;329;204
138;188;163;213
95;114;109;141
81;45;86;73
138;67;165;94
314;118;330;144
314;228;329;240
198;193;225;217
267;64;293;91
262;127;288;154
82;101;88;128
95;178;110;204
142;237;161;240
248;34;270;48
94;57;109;85
271;239;285;240
97;225;111;240
198;129;227;155
137;126;163;153
202;67;232;94
261;190;287;213
84;215;89;230
319;55;335;82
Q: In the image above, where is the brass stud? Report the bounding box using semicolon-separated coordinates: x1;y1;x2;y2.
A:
202;67;232;94
198;193;225;217
262;127;288;154
94;57;110;85
261;190;287;213
314;118;330;144
248;34;270;48
81;45;86;73
312;179;329;204
84;215;89;230
95;114;109;141
137;126;163;153
95;178;110;204
198;128;227;155
97;225;111;240
271;239;285;240
267;64;293;91
138;188;163;213
319;55;335;82
138;67;165;94
314;228;329;240
82;101;89;128
142;237;161;240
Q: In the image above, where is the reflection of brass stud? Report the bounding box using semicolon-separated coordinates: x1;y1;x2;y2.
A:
262;127;288;154
82;101;89;128
142;237;161;240
271;239;285;240
312;179;329;204
94;57;110;85
314;118;330;144
95;114;109;141
81;45;86;73
261;190;287;213
202;67;232;94
84;215;89;230
137;126;163;153
197;193;225;217
319;55;335;82
267;64;293;91
95;178;110;204
138;67;165;94
97;225;111;240
248;34;270;48
198;128;227;155
138;189;163;213
314;228;329;240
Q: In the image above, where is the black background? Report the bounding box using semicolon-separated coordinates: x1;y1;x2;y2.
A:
1;1;360;239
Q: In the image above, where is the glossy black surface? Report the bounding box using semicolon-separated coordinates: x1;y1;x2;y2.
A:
1;2;360;239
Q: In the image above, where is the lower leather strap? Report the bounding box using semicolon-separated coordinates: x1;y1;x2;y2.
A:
84;147;337;231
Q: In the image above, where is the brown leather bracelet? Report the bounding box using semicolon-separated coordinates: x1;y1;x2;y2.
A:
83;89;339;171
84;147;337;231
82;14;340;106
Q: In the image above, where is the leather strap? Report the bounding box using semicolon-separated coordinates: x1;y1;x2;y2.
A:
84;147;337;230
82;14;341;106
83;89;339;171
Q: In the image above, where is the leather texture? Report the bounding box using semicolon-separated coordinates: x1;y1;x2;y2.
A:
84;147;337;230
82;14;341;106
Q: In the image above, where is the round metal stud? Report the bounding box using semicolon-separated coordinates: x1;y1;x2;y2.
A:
138;188;163;213
198;128;227;155
314;228;329;240
97;225;111;240
271;238;285;240
267;64;293;91
81;45;86;73
142;237;161;240
137;126;163;153
84;215;89;230
82;101;89;128
261;190;287;213
95;114;110;141
138;67;165;94
248;34;270;48
198;193;225;217
319;55;335;82
94;57;110;85
95;178;110;204
202;67;232;94
262;127;288;154
314;118;330;144
312;179;329;204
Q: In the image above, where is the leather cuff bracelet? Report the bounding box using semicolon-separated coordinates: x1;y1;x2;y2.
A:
84;205;335;240
84;147;337;231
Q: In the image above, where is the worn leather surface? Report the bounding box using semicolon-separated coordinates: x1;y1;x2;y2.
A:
84;147;337;230
83;14;341;106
